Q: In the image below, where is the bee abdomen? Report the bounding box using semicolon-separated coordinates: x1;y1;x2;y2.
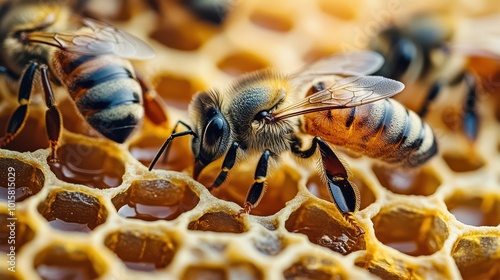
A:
303;99;437;167
373;99;437;167
52;53;144;143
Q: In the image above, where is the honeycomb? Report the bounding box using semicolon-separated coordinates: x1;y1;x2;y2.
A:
1;0;500;279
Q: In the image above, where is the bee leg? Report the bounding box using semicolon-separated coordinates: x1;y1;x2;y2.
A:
462;73;479;142
238;149;270;216
39;65;63;162
148;121;196;171
211;141;239;190
0;62;37;148
418;80;444;117
292;137;363;236
136;74;169;126
161;120;193;164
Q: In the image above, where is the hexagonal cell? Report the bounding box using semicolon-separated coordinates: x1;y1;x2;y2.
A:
284;255;347;280
217;52;271;76
188;211;246;233
0;212;35;253
38;190;107;232
372;206;448;256
104;229;178;271
252;230;284;256
0;107;48;153
34;244;107;280
445;191;500;226
372;165;441;196
182;266;225;280
284;201;365;255
113;179;199;221
181;263;263;280
154;74;205;110
48;143;125;189
316;0;363;20
307;171;376;211
0;157;44;202
249;9;294;32
206;165;300;216
442;153;485;173
355;252;453;280
452;234;500;280
150;22;217;51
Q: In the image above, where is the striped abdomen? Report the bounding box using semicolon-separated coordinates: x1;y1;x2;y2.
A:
51;51;144;143
302;98;437;167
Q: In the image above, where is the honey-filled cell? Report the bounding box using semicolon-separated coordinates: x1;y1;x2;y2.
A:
217;52;271;76
372;165;441;196
452;234;500;280
48;143;125;189
34;244;107;280
372;205;448;257
0;212;35;253
113;179;199;222
104;229;178;271
38;190;108;233
284;201;365;255
445;191;500;227
188;211;246;234
0;157;44;202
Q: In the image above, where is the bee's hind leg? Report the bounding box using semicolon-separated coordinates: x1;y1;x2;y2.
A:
136;74;169;126
292;136;363;236
0;63;36;149
39;64;63;162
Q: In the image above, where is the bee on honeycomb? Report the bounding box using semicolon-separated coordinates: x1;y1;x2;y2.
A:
1;0;499;279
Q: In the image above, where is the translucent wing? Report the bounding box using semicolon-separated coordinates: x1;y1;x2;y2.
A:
271;76;405;121
290;51;385;85
25;18;154;59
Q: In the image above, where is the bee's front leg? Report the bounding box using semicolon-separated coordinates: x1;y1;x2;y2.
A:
148;120;196;171
210;141;239;190
237;149;270;216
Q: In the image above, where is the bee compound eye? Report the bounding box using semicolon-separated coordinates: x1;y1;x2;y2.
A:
203;117;226;146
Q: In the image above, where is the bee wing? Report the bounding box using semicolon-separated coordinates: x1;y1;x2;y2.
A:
290;51;385;85
272;76;405;121
26;18;154;59
450;15;500;58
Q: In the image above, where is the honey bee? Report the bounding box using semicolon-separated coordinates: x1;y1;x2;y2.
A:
371;13;500;142
149;51;438;234
0;1;168;161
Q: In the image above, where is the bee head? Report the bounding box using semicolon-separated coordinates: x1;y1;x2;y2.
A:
189;91;231;179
